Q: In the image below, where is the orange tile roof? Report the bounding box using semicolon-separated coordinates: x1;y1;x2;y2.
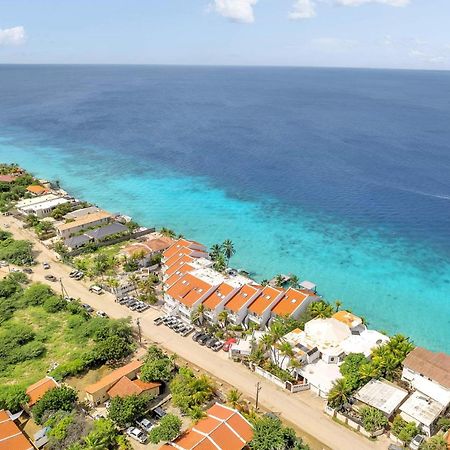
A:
225;284;261;313
166;274;213;308
165;264;196;288
85;360;143;394
332;310;361;328
163;239;207;260
122;243;152;257
248;286;284;316
164;403;253;450
271;288;311;317
106;376;161;398
26;185;48;194
166;255;195;275
144;236;175;253
0;410;33;450
203;283;235;310
26;376;58;406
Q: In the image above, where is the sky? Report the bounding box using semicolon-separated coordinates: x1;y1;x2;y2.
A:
0;0;449;69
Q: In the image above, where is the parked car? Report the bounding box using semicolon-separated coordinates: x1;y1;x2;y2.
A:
192;331;205;342
89;285;103;295
163;316;175;325
43;262;50;269
69;270;78;277
212;341;224;351
206;337;218;348
154;317;164;326
198;334;211;346
44;274;57;282
152;407;167;419
96;310;108;318
176;324;188;334
126;427;147;444
82;303;94;313
0;260;8;267
74;271;84;280
181;326;194;337
409;435;426;450
388;445;404;450
222;338;237;352
136;418;155;433
22;267;33;274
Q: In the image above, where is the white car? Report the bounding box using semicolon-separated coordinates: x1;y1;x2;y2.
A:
126;427;147;444
96;310;108;318
136;418;155;432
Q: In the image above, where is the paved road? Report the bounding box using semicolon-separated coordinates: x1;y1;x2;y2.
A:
2;215;389;450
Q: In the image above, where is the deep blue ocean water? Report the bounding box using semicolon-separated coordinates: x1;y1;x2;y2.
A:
0;65;449;352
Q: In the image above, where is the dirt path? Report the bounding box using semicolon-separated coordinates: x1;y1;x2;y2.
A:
2;215;389;450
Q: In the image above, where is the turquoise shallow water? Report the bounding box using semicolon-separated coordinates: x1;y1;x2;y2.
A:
1;135;449;353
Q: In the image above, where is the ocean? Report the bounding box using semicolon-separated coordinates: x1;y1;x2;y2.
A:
0;65;449;352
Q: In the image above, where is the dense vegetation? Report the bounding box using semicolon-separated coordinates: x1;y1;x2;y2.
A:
149;413;182;444
249;415;310;450
0;274;135;405
140;345;176;383
108;393;154;428
0;164;35;211
0;229;34;265
390;415;421;444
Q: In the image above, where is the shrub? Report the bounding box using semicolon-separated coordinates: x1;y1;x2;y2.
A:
390;415;420;444
108;393;153;428
359;406;387;432
43;295;67;313
50;358;87;381
149;414;182;444
33;386;78;425
140;346;175;382
0;385;29;413
21;283;54;306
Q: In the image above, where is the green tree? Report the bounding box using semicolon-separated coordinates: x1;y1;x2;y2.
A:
149;414;182;444
359;406;387;432
33;386;78;425
339;353;369;391
209;244;223;261
191;304;206;327
327;378;352;409
390;415;420;445
309;300;334;319
226;388;243;410
421;435;448;450
289;275;299;288
108;394;152;428
0;385;29;413
140;345;175;382
217;310;229;329
275;274;284;288
213;253;227;272
221;239;235;262
160;228;176;238
84;418;120;450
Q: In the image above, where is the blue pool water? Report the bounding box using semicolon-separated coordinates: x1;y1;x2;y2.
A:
0;65;449;352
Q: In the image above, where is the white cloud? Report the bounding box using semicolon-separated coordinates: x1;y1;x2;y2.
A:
289;0;316;19
335;0;410;6
289;0;410;20
0;26;26;47
210;0;258;23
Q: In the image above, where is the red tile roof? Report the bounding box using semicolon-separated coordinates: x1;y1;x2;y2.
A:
0;175;17;183
164;403;253;450
225;284;261;313
248;286;284;316
163;239;207;260
166;274;213;307
203;283;235;310
26;376;58;406
271;288;311;317
85;360;143;394
106;376;161;398
0;410;33;450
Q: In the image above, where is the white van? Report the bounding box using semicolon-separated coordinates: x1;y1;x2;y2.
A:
89;285;103;295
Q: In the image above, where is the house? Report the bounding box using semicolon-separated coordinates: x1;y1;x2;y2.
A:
16;193;60;210
64;206;103;220
341;329;389;358
269;287;317;323
162;239;209;265
223;284;262;326
26;185;48;196
399;391;446;436
106;376;160;400
164;270;222;320
298;359;342;398
246;286;284;329
64;234;92;250
0;174;17;183
332;310;364;332
20;197;72;218
85;359;143;405
160;403;253;450
401;347;450;408
26;376;59;408
202;281;242;323
0;409;34;450
354;379;409;418
85;222;128;241
122;235;175;267
56;211;112;238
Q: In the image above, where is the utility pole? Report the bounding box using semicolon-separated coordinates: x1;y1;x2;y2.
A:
136;318;142;344
60;277;69;299
255;382;262;410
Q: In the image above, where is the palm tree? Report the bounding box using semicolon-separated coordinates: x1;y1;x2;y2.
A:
221;239;235;262
213;253;227;272
160;227;176;238
334;300;343;312
191;304;206;327
128;274;140;293
84;434;110;450
218;310;229;329
226;388;243;410
310;301;334;319
278;341;294;368
210;244;223;260
289;274;300;288
327;378;351;409
260;279;269;287
275;274;284;288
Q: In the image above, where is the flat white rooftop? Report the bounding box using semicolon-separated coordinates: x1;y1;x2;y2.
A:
355;379;408;416
400;391;445;427
22;197;69;212
298;359;342;395
341;329;389;357
16;193;59;208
